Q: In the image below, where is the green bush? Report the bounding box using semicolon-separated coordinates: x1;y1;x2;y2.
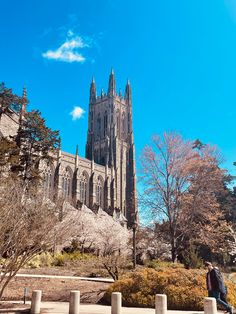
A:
104;267;236;310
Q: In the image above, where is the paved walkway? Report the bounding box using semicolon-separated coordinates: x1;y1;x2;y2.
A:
2;301;228;314
15;302;204;314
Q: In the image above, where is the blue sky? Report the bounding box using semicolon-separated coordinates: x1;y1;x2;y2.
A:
1;0;236;175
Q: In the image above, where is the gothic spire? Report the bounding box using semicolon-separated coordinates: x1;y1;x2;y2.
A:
108;69;116;97
75;144;79;168
57;137;62;165
22;86;27;112
90;77;96;103
125;79;132;104
23;86;27;98
20;86;27;124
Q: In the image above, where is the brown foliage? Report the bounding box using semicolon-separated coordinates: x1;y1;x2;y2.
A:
104;267;236;310
140;133;231;261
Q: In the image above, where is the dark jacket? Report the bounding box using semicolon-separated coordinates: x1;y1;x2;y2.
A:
206;268;227;294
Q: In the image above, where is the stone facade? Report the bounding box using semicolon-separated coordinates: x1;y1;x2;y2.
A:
0;71;137;227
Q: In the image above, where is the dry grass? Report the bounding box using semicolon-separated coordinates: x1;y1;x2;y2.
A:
2;276;110;304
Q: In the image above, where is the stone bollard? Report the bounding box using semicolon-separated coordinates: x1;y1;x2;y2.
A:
69;290;80;314
111;292;122;314
155;294;167;314
204;297;217;314
31;290;42;314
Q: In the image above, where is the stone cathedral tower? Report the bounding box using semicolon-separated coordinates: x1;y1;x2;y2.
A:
86;70;137;226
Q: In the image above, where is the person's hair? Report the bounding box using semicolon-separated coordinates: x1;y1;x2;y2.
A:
204;261;212;267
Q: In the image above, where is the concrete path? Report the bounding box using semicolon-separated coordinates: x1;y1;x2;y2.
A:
2;301;226;314
15;273;114;283
40;302;204;314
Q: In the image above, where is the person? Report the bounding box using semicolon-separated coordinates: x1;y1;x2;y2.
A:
214;266;228;304
221;286;228;304
205;261;233;314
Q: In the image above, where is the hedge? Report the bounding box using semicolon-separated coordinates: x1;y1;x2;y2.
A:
104;267;236;310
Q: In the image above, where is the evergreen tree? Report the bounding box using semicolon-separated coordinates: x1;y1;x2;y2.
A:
13;110;60;183
0;83;22;119
0;83;60;184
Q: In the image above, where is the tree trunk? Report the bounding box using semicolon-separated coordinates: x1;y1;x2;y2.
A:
0;273;14;300
171;250;178;263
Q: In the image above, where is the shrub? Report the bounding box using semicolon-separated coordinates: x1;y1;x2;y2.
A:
27;255;41;268
145;260;184;269
52;251;94;266
27;252;53;268
52;253;67;266
26;251;95;268
66;252;93;261
104;267;236;310
38;252;53;267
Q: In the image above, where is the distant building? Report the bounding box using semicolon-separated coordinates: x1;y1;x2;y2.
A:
0;71;137;227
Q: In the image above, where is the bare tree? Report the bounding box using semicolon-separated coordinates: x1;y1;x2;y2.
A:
0;177;79;299
140;132;231;262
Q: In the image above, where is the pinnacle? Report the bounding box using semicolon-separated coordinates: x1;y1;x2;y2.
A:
23;86;27;98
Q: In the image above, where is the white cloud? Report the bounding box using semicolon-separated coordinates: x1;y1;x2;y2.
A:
42;35;89;63
70;106;85;120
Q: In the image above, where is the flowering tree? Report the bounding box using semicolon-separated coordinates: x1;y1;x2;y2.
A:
95;210;130;279
72;207;98;253
134;227;171;263
68;206;130;279
140;132;232;262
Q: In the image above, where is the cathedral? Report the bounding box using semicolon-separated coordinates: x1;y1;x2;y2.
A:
0;71;137;227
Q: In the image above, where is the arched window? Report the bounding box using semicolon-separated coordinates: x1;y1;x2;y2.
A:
96;176;103;207
80;172;88;205
128;113;130;133
116;110;120;134
122;112;125;135
97;114;101;137
62;167;72;199
94;149;98;163
43;167;52;197
41;161;54;198
103;111;108;137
